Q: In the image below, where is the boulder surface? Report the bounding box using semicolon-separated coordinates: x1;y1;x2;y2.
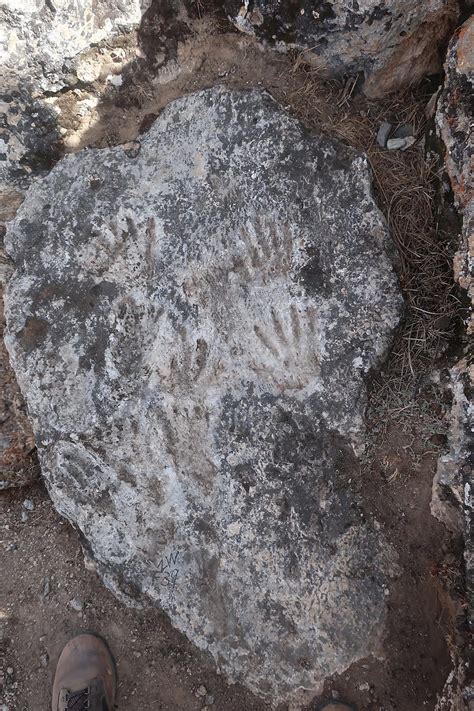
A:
5;88;403;705
224;0;459;97
0;0;146;93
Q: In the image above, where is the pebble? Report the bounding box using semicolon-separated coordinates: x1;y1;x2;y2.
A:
392;123;413;139
22;499;34;511
386;136;416;151
69;597;83;612
43;577;51;597
20;510;29;523
205;694;215;706
376;121;392;148
195;684;207;697
6;667;13;675
40;653;49;667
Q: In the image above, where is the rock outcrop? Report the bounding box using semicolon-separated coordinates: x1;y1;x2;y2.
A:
0;0;147;93
224;0;459;97
434;14;472;575
434;17;473;710
436;14;473;331
5;88;403;705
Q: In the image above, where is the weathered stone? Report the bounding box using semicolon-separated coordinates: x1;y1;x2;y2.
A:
5;88;403;706
376;121;392;149
224;0;459;98
0;0;147;94
434;16;473;591
434;19;473;709
0;0;148;201
436;16;474;218
386;136;416;151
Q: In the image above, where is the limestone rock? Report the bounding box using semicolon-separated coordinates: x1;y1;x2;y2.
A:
5;88;403;706
434;15;473;555
436;16;474;217
224;0;459;97
434;13;473;671
436;16;473;337
0;0;147;94
434;20;473;708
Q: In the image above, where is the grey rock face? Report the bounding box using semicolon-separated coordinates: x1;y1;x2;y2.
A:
435;13;473;640
5;88;403;705
0;0;147;94
224;0;459;97
436;16;473;228
0;0;148;201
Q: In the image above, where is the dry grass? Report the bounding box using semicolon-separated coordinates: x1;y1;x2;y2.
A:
273;56;460;434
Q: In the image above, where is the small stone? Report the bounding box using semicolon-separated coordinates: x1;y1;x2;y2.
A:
106;74;123;88
392;123;413;139
22;499;34;510
386;136;416;150
359;682;370;691
69;597;83;612
195;685;207;697
386;137;406;150
403;135;417;150
20;510;29;523
205;694;215;705
6;667;13;675
43;577;51;597
376;121;392;148
40;653;49;667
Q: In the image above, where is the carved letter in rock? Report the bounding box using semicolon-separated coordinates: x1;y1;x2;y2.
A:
5;88;403;706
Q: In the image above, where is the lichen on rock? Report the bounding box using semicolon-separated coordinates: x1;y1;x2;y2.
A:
224;0;459;98
5;87;404;706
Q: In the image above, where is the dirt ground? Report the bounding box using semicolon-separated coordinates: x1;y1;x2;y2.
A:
0;9;468;711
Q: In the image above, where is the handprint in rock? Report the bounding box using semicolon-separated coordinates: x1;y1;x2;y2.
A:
233;218;294;284
140;310;216;395
250;303;321;392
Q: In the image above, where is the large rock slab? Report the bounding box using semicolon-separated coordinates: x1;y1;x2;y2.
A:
225;0;459;97
5;88;403;706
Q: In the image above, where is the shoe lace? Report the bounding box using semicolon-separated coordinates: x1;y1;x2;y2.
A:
65;688;90;710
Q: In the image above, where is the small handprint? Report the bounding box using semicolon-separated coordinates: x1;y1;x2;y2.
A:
250;303;321;392
234;218;293;283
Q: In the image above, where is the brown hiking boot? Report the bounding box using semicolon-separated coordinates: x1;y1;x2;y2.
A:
52;633;116;711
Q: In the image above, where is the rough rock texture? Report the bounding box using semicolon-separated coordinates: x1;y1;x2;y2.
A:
224;0;459;97
435;14;473;603
0;0;147;196
0;0;147;93
434;18;473;710
0;1;151;485
436;15;473;336
436;16;474;216
5;88;403;706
